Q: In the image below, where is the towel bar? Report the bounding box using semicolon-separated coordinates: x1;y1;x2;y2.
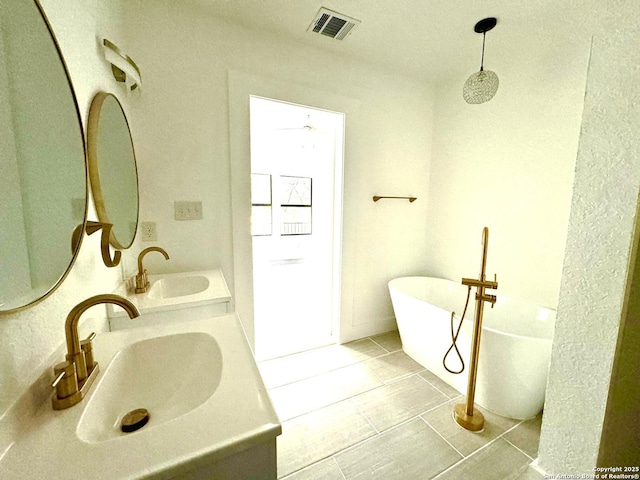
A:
372;196;417;203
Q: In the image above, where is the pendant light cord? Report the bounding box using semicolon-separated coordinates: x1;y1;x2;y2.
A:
480;32;486;72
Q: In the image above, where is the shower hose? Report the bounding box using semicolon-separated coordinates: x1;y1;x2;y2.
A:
442;286;472;375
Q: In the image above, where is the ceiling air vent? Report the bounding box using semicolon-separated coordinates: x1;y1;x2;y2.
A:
308;8;360;41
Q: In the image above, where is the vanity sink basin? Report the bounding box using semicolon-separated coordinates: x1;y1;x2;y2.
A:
78;332;222;443
0;314;280;479
107;270;232;331
148;274;210;300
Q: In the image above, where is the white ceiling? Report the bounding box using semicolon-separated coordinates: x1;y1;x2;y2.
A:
186;0;617;83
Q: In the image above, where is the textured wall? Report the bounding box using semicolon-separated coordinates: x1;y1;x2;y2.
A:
538;26;640;474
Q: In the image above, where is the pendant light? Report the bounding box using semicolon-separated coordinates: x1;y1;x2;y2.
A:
463;17;499;105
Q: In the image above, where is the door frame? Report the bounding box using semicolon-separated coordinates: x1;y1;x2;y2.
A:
228;70;358;352
250;96;342;359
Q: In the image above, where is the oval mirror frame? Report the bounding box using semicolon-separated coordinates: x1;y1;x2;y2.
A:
0;0;88;314
87;92;140;250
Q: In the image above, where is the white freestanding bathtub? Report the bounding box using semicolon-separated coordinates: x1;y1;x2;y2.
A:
388;276;556;420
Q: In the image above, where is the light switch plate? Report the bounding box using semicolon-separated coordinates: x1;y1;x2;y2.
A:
174;201;202;220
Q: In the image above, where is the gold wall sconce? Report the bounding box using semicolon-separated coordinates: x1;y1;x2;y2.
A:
72;221;121;268
102;38;141;91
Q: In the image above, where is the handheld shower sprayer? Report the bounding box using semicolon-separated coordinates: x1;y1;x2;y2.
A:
443;227;491;375
442;287;471;374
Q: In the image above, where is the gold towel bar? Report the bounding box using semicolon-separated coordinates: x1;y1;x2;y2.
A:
373;196;417;203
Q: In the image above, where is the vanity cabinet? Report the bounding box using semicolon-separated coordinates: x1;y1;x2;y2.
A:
167;440;276;480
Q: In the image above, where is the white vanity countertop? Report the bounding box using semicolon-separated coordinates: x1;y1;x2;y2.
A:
0;313;281;479
108;269;231;318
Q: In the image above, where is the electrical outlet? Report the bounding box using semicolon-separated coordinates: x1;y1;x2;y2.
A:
174;201;203;220
140;221;157;242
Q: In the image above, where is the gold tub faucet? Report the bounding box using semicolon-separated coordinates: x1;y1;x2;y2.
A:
51;294;140;410
135;246;170;293
454;226;499;431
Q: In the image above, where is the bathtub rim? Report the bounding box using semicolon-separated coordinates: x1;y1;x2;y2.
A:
388;275;556;342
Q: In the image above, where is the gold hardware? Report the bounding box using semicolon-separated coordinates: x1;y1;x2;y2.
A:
88;221;122;267
461;277;498;290
52;294;140;410
71;221;121;267
52;363;99;410
71;224;83;255
81;332;97;371
373;196;417;203
52;361;78;401
453;403;485;431
454;226;498;432
51;368;67;388
134;247;170;293
121;408;150;433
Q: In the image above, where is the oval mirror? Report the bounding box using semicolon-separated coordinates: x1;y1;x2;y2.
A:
87;92;139;249
0;1;87;313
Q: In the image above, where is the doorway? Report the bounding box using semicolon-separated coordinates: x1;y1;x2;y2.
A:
250;96;344;361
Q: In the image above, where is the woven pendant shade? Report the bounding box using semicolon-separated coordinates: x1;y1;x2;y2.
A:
463;69;499;104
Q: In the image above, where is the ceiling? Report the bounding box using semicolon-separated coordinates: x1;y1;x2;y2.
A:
186;0;616;83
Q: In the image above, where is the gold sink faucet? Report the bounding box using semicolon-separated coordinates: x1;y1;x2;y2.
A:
51;294;140;410
135;246;170;293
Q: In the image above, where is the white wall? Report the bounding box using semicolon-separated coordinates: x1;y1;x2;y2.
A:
538;25;640;474
426;34;590;308
120;1;434;344
0;0;125;417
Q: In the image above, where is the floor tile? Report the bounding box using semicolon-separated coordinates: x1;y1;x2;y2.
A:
277;401;376;478
433;438;531;480
280;457;345;480
263;333;542;480
352;374;449;432
419;369;463;399
503;413;542;459
370;330;402;352
269;362;382;421
421;398;520;457
339;338;391;361
334;418;462;479
259;339;387;389
365;350;424;383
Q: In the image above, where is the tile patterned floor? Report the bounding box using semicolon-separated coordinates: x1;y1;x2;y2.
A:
258;331;542;480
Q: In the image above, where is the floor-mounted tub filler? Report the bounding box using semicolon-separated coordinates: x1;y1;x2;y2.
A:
453;226;500;431
389;256;555;421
